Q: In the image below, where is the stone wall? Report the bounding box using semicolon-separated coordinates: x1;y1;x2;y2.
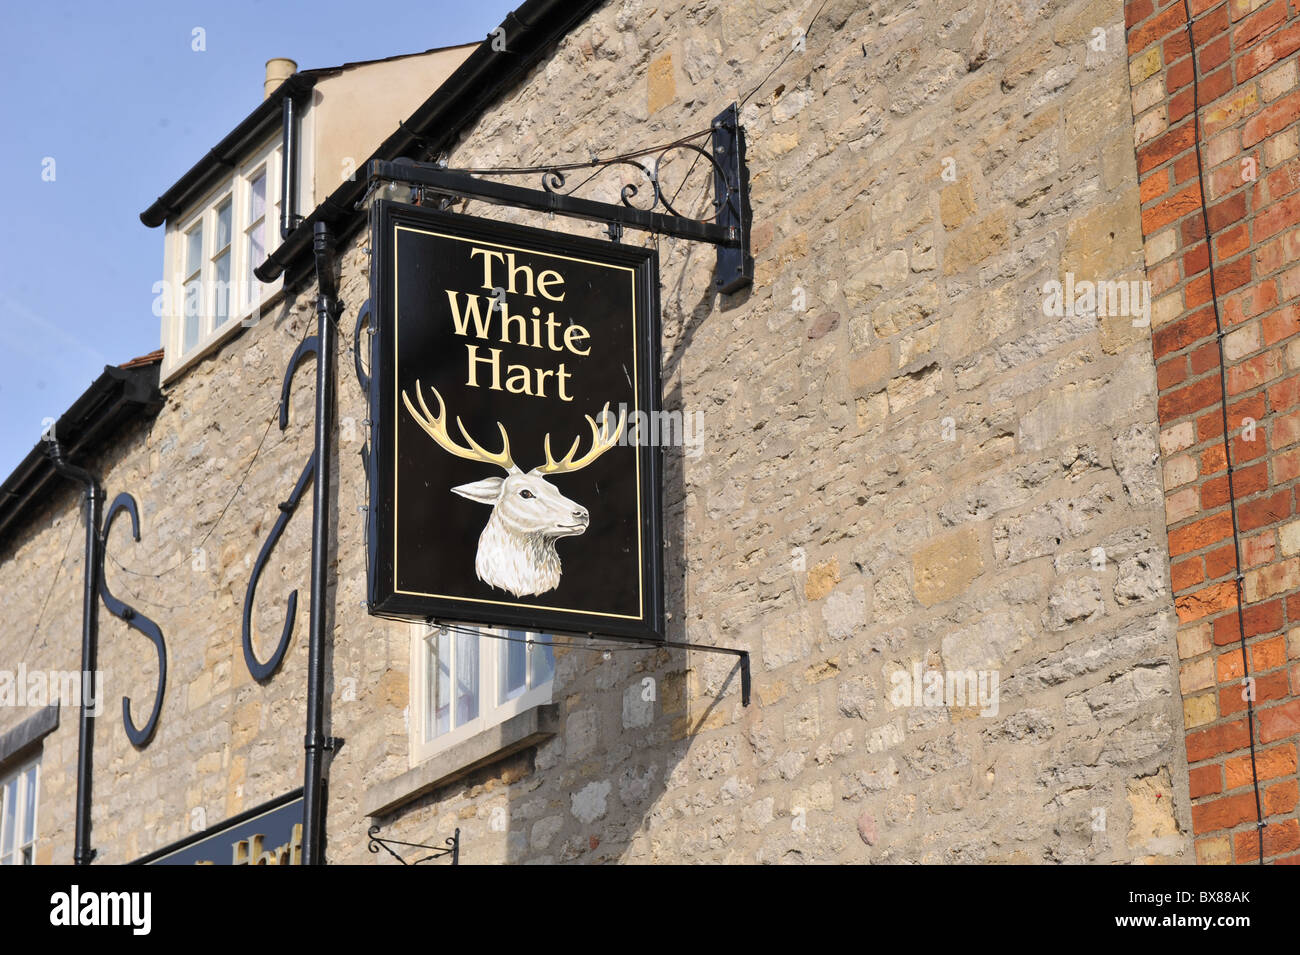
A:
0;0;1195;864
1123;0;1300;863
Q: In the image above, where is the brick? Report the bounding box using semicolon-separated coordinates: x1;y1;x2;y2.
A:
1143;184;1203;233
1263;306;1300;345
1223;281;1278;326
1191;4;1229;47
1138;122;1197;173
1192;790;1261;833
1256;192;1300;241
1127;0;1155;28
1141;167;1172;204
1243;530;1278;567
1259;699;1300;741
1265;778;1298;815
1190;763;1223;798
1239;488;1292;530
1178;580;1240;622
1158;354;1190;389
1169;511;1235;556
1232;0;1288;47
1237;23;1300;82
1172;556;1206;591
1208;191;1249;232
1187;718;1252;761
1160;376;1223;422
1197;835;1234;864
1276;407;1300;446
1227;351;1282;394
1205;542;1238;579
1128;2;1187;55
1233;817;1300;860
1153;306;1216;358
1225;743;1296;788
1244;88;1300;149
1220;668;1289;714
1216;222;1251;259
1253;634;1289;669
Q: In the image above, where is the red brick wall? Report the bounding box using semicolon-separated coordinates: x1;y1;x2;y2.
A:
1125;0;1300;863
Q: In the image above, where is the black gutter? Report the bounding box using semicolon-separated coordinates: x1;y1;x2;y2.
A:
0;363;164;550
139;73;323;228
302;222;338;865
45;439;102;866
255;0;605;289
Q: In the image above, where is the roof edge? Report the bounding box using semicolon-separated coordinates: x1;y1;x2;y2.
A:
0;359;165;548
254;0;605;287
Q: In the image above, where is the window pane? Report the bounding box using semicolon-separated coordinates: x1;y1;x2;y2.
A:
531;634;555;687
249;172;266;222
246;223;265;307
1;779;14;856
500;631;528;702
185;226;203;275
215;198;232;250
183;280;201;350
214;251;231;327
429;629;450;740
22;766;36;846
455;630;479;726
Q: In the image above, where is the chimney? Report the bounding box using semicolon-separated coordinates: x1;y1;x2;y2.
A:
264;58;297;100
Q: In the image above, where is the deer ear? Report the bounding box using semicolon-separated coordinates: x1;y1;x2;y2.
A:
451;477;504;505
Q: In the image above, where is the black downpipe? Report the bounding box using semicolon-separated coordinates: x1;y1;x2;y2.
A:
302;221;337;864
281;95;300;240
47;439;102;866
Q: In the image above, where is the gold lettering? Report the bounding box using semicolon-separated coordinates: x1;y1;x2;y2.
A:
470;247;505;291
465;344;503;391
563;324;591;356
537;269;565;301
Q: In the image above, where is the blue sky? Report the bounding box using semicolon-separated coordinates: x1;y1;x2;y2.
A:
0;0;519;479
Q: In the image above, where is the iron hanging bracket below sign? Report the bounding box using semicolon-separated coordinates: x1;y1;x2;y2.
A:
364;103;753;294
367;825;459;865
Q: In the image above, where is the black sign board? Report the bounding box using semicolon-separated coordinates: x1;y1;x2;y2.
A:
366;202;664;642
135;791;303;865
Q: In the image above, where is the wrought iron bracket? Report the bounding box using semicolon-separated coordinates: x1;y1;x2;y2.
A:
364;103;753;293
99;492;167;747
241;335;319;682
367;825;460;865
661;640;751;706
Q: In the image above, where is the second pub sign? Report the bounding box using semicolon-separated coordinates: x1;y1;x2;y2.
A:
366;201;665;642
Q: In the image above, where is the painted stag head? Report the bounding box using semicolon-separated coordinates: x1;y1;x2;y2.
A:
401;382;626;598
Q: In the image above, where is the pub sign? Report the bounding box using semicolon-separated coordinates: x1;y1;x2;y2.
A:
366;202;664;642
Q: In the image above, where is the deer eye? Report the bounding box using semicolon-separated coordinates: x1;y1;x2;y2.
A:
519;489;534;499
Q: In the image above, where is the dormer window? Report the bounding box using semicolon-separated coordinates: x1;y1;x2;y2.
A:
161;135;284;380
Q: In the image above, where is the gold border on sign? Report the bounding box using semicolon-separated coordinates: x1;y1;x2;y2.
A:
392;223;645;621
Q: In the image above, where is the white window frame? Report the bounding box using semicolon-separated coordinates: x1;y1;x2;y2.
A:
0;756;39;866
161;135;285;382
409;623;556;767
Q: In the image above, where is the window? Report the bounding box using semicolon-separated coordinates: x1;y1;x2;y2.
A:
161;136;285;379
0;758;38;865
411;624;556;763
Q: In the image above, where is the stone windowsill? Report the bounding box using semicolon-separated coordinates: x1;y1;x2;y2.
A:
364;703;560;819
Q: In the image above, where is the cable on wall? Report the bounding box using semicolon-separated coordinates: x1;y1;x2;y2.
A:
1179;0;1266;864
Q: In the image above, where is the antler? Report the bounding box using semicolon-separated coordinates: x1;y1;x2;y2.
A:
401;381;515;472
537;403;627;475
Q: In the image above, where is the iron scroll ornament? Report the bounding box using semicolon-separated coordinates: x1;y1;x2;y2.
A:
507;139;737;225
99;492;167;748
241;335;318;682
